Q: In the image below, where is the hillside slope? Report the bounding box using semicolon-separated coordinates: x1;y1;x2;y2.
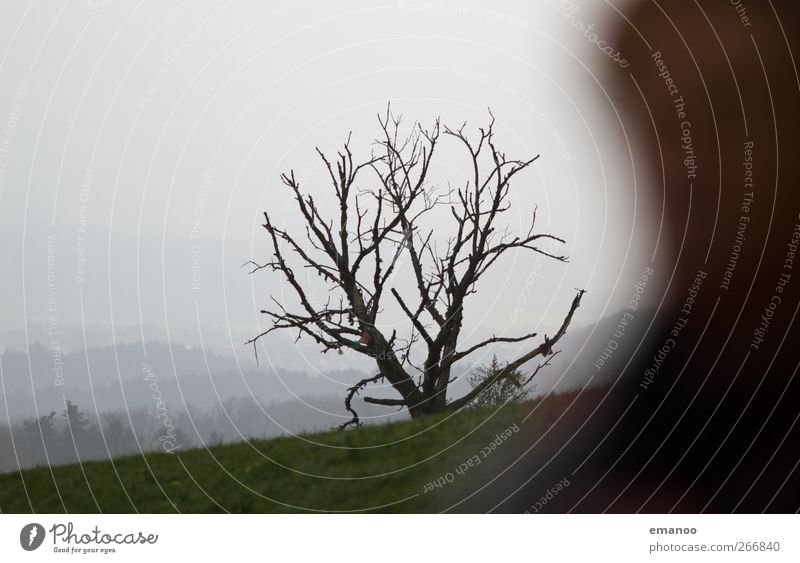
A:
0;391;585;513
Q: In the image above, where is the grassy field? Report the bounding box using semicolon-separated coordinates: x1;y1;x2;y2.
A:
0;395;577;513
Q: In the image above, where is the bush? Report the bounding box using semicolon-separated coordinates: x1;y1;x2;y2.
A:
466;355;534;408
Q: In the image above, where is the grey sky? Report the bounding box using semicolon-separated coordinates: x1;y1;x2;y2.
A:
0;0;658;375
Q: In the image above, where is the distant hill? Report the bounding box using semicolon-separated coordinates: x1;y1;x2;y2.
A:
0;309;655;478
0;341;377;420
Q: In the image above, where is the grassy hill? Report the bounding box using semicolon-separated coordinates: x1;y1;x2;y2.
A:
0;393;581;513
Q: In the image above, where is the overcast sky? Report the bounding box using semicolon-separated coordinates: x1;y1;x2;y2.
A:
0;0;659;374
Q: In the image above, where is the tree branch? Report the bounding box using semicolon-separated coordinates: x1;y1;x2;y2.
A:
446;289;585;411
338;373;385;430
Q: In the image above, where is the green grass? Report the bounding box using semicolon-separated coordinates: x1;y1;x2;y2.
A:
0;395;575;513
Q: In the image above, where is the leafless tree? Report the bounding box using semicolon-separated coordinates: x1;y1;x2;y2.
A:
247;105;584;428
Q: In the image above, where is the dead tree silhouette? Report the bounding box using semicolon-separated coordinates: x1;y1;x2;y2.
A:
247;105;584;428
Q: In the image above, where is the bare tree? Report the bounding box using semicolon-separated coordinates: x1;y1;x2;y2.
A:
248;105;584;428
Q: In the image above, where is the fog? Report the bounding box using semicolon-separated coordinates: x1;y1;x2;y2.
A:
0;0;660;463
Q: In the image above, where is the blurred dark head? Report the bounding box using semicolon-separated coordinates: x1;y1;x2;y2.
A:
615;0;800;293
472;0;800;514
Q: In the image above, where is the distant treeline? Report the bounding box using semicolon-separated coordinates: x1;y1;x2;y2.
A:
0;395;402;474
